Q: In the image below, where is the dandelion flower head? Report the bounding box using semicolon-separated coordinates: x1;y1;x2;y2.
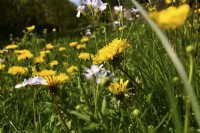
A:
108;79;129;95
5;42;18;50
26;25;35;31
149;4;190;29
50;60;59;67
42;73;69;87
67;66;78;75
69;41;78;47
78;52;93;60
80;36;89;43
8;66;28;75
93;38;130;64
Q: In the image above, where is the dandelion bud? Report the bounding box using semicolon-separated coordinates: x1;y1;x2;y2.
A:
172;76;179;82
100;77;111;87
75;105;83;111
132;108;140;117
186;45;195;54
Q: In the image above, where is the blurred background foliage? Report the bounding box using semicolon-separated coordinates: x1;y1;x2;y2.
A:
0;0;148;41
0;0;78;40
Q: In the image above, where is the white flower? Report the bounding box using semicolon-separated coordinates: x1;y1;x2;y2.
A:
131;8;139;13
84;64;114;84
114;6;123;13
76;5;85;18
91;0;107;11
2;49;8;52
114;21;120;25
15;79;29;89
15;76;47;89
28;76;47;85
85;64;104;80
85;0;92;6
85;29;91;35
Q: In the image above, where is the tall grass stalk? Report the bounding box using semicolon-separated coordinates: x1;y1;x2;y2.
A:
131;0;200;128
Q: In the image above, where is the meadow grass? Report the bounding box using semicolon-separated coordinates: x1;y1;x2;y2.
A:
0;1;200;133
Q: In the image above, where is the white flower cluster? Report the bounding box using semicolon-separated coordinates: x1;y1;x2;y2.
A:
84;64;114;84
76;0;107;17
15;76;47;89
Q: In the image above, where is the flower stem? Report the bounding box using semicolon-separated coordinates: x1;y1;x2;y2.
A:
52;94;70;132
118;66;145;93
184;53;194;133
55;103;70;132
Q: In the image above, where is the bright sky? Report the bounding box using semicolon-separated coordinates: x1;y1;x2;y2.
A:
69;0;81;6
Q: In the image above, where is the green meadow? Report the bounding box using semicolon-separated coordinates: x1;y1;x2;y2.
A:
0;0;200;132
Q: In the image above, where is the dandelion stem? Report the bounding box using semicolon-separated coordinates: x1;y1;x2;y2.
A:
52;94;70;132
55;103;70;132
118;66;145;93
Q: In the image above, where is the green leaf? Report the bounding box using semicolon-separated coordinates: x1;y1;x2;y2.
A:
69;110;91;122
83;123;101;130
101;96;106;115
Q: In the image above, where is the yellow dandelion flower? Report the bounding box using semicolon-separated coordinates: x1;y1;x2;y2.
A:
78;52;93;60
33;69;56;76
32;66;37;73
8;66;28;75
118;27;124;31
63;62;68;66
66;66;78;75
108;79;129;95
40;50;51;57
42;73;69;87
69;41;78;47
14;49;30;54
0;50;3;54
26;25;35;31
59;47;66;51
194;8;200;13
149;4;190;29
5;43;18;50
182;0;186;3
165;0;172;4
34;56;44;63
76;44;86;50
0;64;5;70
50;60;59;67
46;43;54;50
93;38;130;64
80;36;89;43
17;51;33;61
